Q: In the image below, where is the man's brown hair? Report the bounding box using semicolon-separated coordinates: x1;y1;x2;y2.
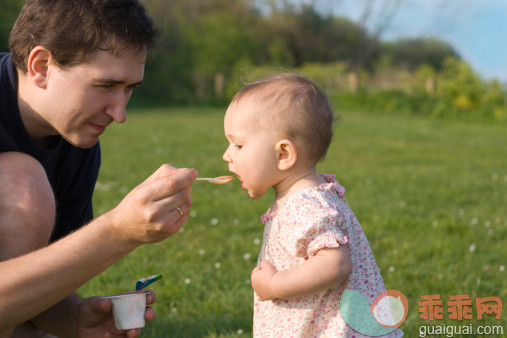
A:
9;0;158;73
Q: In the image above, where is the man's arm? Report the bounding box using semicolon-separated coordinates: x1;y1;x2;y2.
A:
0;165;197;334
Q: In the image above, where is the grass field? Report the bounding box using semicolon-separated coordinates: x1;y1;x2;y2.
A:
78;107;506;337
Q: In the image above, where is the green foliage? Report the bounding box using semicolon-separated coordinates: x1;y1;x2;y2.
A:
239;61;506;123
382;38;460;71
0;0;22;51
1;0;504;121
81;107;506;337
433;57;506;121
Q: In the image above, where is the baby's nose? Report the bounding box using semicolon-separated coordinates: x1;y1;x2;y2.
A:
222;149;231;162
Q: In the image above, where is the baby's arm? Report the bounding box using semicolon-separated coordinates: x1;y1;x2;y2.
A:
251;245;352;301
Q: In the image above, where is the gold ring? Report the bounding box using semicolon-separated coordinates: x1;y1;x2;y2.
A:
176;207;183;216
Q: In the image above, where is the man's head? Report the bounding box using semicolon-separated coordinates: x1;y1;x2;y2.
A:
10;0;158;149
9;0;157;73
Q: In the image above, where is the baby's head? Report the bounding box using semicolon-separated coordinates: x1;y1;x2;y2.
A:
223;73;336;198
231;73;336;166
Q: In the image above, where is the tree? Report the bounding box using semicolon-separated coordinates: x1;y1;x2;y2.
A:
0;0;23;51
382;38;460;71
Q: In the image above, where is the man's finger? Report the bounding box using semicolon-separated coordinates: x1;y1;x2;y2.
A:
126;328;141;338
143;169;197;202
141;164;178;186
144;290;156;305
144;306;155;321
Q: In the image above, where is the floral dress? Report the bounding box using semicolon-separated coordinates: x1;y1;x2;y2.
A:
253;174;403;337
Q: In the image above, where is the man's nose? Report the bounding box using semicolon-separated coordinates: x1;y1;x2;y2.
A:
106;92;128;123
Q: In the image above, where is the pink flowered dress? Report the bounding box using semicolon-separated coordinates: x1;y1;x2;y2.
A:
253;174;403;337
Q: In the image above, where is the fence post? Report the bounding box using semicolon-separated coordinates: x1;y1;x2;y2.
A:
214;73;225;99
425;77;435;95
348;72;358;93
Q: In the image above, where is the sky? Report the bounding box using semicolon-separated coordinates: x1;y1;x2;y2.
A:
315;0;507;83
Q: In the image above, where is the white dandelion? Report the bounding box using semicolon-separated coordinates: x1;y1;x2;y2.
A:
469;244;476;253
211;218;219;225
243;253;251;260
215;262;221;269
253;238;261;245
184;278;191;284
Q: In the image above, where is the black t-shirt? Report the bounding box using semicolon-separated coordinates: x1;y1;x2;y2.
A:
0;53;101;242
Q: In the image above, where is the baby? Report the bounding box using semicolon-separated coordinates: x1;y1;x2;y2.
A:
223;73;403;337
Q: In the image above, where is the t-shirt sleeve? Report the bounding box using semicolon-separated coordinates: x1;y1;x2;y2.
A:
0;122;19;152
279;194;349;258
50;144;101;242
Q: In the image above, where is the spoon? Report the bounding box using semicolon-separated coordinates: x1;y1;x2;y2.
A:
195;176;234;185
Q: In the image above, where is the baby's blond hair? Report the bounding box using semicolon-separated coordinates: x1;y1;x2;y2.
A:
232;73;337;165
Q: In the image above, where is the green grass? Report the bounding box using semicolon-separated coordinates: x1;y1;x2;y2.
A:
79;107;506;337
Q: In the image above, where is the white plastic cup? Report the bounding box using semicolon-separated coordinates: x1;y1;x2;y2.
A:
105;292;147;330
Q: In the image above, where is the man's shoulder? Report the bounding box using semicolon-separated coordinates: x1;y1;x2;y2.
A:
0;53;13;83
0;52;10;66
0;52;19;153
0;123;19;152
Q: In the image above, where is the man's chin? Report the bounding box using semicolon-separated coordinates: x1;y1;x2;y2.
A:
68;136;100;149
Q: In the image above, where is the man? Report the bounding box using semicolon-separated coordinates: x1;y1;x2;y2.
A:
0;0;197;336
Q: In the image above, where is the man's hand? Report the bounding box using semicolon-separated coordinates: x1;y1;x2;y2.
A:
107;165;197;245
73;290;156;338
251;260;278;301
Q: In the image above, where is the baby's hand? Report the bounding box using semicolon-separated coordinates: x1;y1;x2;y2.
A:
251;260;278;301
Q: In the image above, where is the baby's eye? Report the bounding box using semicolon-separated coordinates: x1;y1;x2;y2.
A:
234;144;243;149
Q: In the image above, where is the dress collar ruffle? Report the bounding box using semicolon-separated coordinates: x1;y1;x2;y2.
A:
260;174;345;224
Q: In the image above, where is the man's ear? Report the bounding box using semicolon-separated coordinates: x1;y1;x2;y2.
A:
276;139;297;171
26;46;51;89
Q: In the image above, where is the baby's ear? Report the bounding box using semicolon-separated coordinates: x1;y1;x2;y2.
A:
276;140;297;171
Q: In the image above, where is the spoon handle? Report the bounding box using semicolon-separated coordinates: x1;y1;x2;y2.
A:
195;178;212;181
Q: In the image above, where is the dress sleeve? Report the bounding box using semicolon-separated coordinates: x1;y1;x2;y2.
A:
279;194;349;258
